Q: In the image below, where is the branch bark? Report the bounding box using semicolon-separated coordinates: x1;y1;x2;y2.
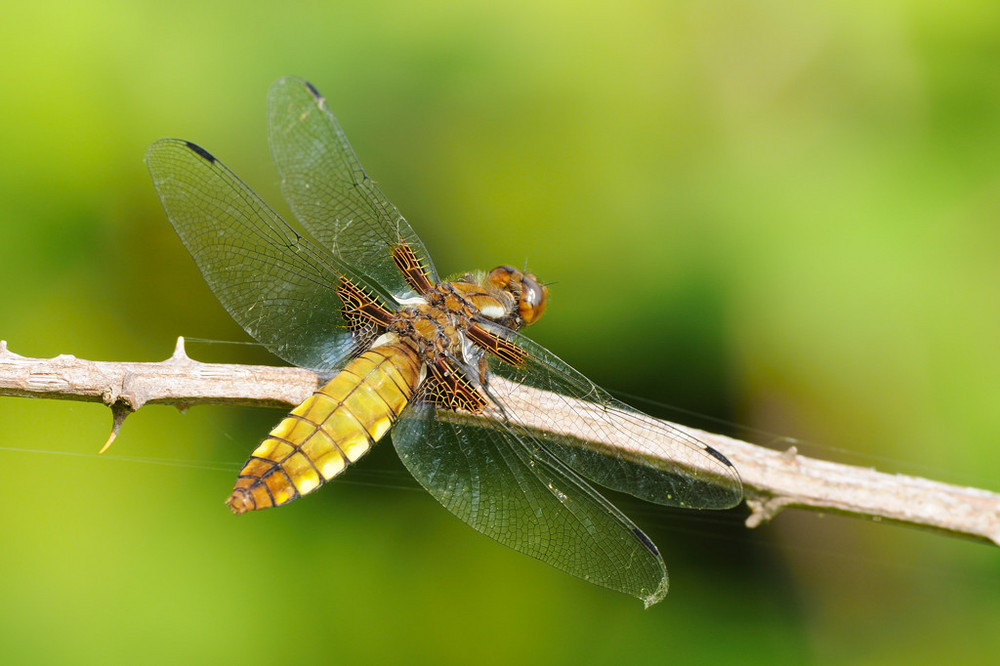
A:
2;338;998;546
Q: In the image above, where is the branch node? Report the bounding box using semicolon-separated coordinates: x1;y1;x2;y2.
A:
744;494;791;529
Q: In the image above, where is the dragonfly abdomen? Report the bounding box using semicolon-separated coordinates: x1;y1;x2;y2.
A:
226;343;423;514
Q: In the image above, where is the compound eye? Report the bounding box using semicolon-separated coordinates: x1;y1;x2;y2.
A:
518;273;548;325
486;265;516;289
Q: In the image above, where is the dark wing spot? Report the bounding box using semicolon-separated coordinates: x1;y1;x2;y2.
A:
304;81;324;102
633;527;660;556
184;141;216;163
704;446;734;467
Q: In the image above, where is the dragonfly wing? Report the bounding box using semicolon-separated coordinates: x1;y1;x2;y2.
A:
268;77;437;303
480;325;743;509
392;399;669;606
145;138;361;370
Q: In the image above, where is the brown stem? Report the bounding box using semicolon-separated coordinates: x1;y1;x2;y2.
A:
2;338;998;545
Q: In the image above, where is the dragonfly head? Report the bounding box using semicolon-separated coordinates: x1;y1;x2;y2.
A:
486;265;549;328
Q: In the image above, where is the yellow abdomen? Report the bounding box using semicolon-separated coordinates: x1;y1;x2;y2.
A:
226;343;422;514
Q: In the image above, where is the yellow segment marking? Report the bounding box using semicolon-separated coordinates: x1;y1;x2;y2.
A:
283;452;321;495
315;451;347;480
252;438;294;462
371;416;392;441
340;431;371;463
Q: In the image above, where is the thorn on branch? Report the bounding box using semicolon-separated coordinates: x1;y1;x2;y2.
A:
98;399;133;454
169;336;191;363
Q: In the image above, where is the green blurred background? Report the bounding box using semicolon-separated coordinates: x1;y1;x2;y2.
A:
2;1;999;663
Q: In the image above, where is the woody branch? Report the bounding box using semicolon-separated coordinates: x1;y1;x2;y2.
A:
1;338;998;546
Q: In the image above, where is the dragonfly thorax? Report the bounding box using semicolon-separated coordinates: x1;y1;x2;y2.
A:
385;265;547;370
389;281;490;365
390;308;460;362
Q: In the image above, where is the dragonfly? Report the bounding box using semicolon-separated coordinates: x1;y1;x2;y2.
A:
145;77;742;607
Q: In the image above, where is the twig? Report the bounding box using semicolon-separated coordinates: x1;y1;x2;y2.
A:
2;338;998;546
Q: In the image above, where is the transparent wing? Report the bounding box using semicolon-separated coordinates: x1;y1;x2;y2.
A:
268;77;437;302
392;400;670;606
480;325;743;509
145;138;365;370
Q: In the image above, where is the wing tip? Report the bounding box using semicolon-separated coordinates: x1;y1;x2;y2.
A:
642;575;669;608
